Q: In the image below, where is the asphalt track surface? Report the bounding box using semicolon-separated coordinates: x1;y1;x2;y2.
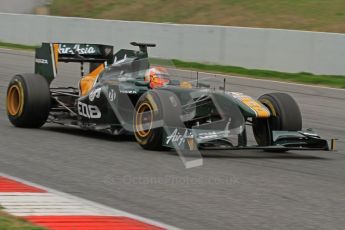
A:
0;49;345;230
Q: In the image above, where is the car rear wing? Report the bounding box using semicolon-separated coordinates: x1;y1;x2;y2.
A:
112;42;156;73
35;43;114;84
113;42;156;63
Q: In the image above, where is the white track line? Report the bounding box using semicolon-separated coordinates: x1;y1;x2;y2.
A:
172;67;345;91
1;47;343;92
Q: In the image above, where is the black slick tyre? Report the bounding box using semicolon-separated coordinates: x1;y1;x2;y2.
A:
253;93;302;147
6;74;50;128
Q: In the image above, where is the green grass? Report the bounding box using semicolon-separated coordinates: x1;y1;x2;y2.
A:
1;42;344;89
50;0;345;33
0;211;46;230
170;59;345;89
0;42;38;51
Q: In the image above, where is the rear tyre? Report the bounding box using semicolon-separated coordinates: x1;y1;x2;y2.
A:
253;93;302;147
6;74;51;128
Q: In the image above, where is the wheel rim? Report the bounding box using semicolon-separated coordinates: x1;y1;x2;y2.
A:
135;102;153;138
7;84;23;116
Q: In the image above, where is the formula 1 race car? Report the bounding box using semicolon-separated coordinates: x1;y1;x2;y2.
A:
6;42;332;154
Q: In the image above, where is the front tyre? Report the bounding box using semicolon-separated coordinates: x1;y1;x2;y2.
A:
134;92;166;150
134;90;182;151
253;93;302;147
6;74;51;128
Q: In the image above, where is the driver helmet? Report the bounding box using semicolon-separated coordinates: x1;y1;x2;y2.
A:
145;67;170;88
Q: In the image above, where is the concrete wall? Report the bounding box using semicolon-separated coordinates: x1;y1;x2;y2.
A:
0;0;48;14
0;13;344;75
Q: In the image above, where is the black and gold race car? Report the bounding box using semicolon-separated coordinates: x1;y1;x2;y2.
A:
6;42;332;157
